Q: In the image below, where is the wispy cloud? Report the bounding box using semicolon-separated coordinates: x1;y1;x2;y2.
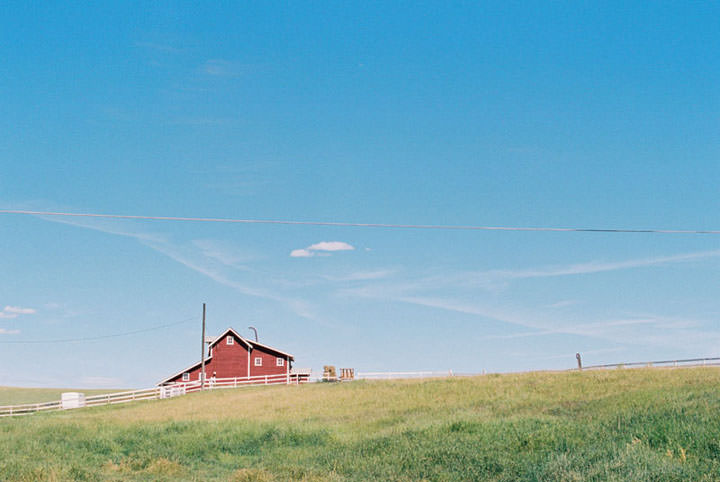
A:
0;328;20;335
481;330;558;340
201;59;242;77
191;239;255;268
323;269;395;282
26;210;318;321
342;282;720;350
0;305;36;319
291;241;355;258
4;306;36;315
334;248;720;351
546;300;579;309
391;249;720;293
478;249;720;283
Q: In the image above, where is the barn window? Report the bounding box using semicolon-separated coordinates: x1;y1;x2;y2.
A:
182;373;189;381
227;335;234;345
254;357;262;366
276;357;284;367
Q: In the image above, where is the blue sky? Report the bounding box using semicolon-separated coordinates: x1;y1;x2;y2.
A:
1;2;719;387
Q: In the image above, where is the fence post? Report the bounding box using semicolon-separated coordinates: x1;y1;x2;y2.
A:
576;353;582;371
265;375;268;385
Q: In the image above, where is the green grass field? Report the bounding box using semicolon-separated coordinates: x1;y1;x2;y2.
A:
0;387;127;406
2;368;720;481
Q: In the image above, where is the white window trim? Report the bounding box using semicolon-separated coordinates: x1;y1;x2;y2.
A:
227;335;234;345
182;372;189;381
254;357;262;366
276;357;284;367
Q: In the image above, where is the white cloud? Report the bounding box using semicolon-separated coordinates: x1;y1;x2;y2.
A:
4;306;36;315
290;249;314;258
307;241;354;252
0;328;20;335
290;241;355;258
0;305;36;318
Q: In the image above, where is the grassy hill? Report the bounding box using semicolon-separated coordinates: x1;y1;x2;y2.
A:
2;368;720;481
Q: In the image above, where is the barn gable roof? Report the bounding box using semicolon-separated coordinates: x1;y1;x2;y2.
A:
210;327;295;359
249;339;295;359
157;355;213;385
209;327;252;349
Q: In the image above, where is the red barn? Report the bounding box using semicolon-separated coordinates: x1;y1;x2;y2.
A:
158;327;306;386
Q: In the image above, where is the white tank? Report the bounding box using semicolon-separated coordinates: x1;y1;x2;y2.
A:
61;392;86;409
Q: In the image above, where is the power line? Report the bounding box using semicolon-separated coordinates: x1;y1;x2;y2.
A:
0;316;196;344
1;209;719;235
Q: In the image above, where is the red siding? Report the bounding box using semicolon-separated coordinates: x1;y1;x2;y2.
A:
248;346;290;377
164;332;291;384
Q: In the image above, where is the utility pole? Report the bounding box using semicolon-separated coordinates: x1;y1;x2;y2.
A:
201;303;206;390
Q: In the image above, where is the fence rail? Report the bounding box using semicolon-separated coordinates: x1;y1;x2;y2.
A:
0;400;62;417
0;372;309;418
355;370;455;380
580;356;720;371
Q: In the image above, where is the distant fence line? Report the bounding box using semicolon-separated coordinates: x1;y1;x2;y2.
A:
356;370;455;380
579;356;720;371
319;370;486;382
0;373;307;418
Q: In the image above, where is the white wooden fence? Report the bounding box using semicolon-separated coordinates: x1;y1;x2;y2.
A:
0;373;309;418
579;356;720;371
354;370;455;380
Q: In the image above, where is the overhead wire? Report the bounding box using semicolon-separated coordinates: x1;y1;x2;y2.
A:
1;209;719;235
0;316;196;344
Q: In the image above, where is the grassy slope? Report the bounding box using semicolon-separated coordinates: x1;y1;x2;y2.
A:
2;368;720;481
0;387;127;405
